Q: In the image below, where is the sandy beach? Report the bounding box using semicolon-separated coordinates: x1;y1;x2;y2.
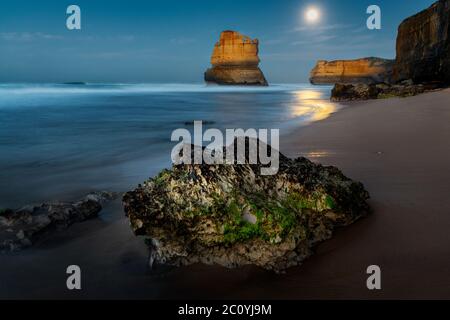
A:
1;88;450;299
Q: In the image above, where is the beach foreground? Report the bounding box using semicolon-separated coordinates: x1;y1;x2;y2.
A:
1;89;450;299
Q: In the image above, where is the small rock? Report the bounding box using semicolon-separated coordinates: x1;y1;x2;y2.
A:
16;230;25;240
0;191;115;252
242;211;257;224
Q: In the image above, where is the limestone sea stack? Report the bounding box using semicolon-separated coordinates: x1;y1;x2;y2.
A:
309;58;394;85
393;0;450;84
204;31;268;86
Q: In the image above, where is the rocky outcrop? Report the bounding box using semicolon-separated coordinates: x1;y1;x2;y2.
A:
123;140;370;272
393;0;450;84
331;83;381;101
310;0;450;87
322;0;450;101
309;58;394;85
204;31;268;86
0;191;117;251
330;81;442;102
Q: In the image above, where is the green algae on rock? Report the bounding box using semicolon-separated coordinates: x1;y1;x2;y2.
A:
123;141;370;272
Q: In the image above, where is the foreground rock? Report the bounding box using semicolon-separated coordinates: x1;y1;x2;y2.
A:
310;58;394;85
123;141;370;272
393;0;450;84
331;81;442;102
0;191;117;251
204;31;268;86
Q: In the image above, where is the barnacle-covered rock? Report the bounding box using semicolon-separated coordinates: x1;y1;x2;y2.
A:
330;81;442;101
123;141;370;272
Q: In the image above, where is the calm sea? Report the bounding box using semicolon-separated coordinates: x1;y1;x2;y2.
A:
0;83;336;208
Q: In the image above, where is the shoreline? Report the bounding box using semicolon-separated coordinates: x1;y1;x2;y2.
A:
1;89;450;299
280;88;450;299
0;82;332;209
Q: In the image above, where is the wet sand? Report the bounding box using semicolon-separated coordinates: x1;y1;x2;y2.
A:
1;89;450;299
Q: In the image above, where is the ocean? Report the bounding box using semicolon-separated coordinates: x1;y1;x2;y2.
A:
0;83;336;208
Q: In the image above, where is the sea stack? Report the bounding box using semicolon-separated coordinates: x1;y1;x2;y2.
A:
309;58;394;85
204;31;268;86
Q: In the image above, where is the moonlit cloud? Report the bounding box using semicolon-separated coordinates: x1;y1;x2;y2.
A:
291;24;354;33
170;37;197;45
0;32;64;41
0;0;436;83
291;35;338;46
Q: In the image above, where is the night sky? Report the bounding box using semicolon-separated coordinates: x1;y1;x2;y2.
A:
0;0;437;83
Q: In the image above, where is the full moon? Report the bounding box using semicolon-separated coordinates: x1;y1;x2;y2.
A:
305;7;320;23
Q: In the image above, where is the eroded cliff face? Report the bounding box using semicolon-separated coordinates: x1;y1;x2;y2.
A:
393;0;450;84
210;31;260;67
205;31;268;86
312;0;449;100
309;58;394;85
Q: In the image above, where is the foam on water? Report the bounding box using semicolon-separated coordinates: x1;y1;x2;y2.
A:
0;83;316;97
0;83;338;207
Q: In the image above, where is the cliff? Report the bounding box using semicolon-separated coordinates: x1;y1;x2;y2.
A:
316;0;450;101
204;31;268;86
309;58;394;85
393;0;450;84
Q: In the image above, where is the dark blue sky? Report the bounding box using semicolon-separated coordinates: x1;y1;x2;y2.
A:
0;0;436;83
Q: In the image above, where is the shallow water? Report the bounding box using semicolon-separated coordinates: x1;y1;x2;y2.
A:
0;83;336;208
